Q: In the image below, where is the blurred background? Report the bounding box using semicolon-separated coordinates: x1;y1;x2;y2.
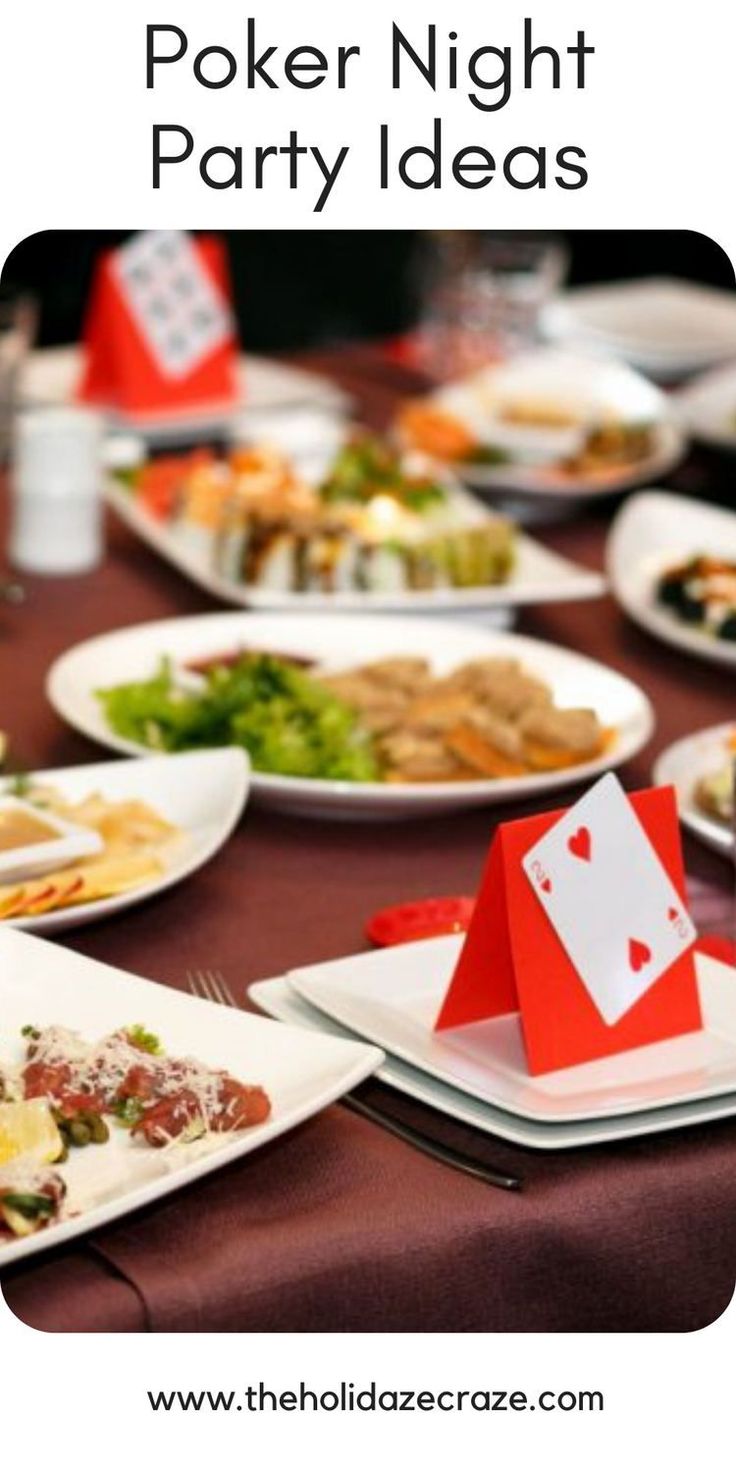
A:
3;229;733;356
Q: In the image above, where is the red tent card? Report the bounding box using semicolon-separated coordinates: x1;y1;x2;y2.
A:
78;231;239;417
435;779;702;1075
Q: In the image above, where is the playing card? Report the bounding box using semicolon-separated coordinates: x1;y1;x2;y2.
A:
521;773;697;1026
113;231;233;380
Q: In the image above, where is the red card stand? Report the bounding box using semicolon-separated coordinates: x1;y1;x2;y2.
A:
77;235;238;419
435;786;703;1075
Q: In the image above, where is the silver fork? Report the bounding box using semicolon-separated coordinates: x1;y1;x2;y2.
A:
187;968;238;1007
186;969;521;1192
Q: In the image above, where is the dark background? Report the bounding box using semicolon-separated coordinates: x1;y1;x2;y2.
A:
2;230;733;353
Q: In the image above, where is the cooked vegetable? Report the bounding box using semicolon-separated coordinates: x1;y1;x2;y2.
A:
656;555;736;641
319;435;447;510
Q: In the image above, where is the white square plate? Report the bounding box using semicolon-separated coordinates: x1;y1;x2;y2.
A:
251;975;736;1150
105;475;606;614
288;936;736;1123
2;748;250;933
0;928;383;1266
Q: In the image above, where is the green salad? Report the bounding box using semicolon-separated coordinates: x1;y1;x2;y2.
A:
97;655;380;782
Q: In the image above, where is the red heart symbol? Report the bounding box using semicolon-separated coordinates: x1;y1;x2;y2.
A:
668;907;679;922
628;937;652;973
541;878;552;893
568;826;591;862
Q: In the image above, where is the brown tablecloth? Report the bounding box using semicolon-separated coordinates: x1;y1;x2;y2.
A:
1;345;735;1333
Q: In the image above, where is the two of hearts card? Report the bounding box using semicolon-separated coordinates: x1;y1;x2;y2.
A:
437;773;703;1074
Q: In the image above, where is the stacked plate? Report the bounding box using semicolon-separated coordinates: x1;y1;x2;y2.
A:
543;277;736;383
250;934;736;1150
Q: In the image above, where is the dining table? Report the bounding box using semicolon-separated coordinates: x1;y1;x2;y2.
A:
1;340;735;1335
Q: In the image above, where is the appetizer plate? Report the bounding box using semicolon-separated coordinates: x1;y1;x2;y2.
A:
19;346;350;444
607;490;736;669
251;974;736;1150
47;611;654;820
1;749;250;934
106;475;605;614
653;724;734;860
0;927;383;1266
289;936;736;1123
543;278;736;381
675;361;736;453
418;350;684;500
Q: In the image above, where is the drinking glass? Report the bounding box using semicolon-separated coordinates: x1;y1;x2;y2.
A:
413;232;569;381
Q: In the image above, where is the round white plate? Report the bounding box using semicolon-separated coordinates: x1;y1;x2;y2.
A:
47;611;654;821
106;478;605;616
607;489;736;669
654;724;734;859
675;361;736;452
1;748;249;933
19;345;350;444
543;278;736;381
417;349;684;501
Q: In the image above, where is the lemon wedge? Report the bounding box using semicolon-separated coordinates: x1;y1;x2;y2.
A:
0;1099;64;1166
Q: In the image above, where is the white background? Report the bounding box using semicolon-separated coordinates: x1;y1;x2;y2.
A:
1;0;735;1465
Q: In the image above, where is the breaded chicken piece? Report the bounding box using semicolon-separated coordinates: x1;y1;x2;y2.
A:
379;730;471;782
401;689;477;734
519;705;602;755
350;658;431;695
318;674;410;734
447;659;552;720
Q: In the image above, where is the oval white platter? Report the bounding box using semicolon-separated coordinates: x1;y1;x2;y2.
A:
653;724;734;860
47;610;654;821
1;748;249;933
607;489;736;670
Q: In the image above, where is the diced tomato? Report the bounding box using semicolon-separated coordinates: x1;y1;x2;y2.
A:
135;449;216;521
211;1077;271;1130
132;1088;203;1147
115;1063;161;1103
23;1060;73;1100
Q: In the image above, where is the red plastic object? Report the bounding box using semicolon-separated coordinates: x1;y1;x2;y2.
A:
366;896;476;948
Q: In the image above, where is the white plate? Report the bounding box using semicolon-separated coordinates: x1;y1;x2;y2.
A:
289;936;736;1123
19;346;350;443
654;724;734;860
46;611;654;821
420;349;684;499
106;476;605;615
0;748;249;933
0;927;383;1266
676;361;736;452
543;278;736;380
607;490;736;669
251;974;736;1150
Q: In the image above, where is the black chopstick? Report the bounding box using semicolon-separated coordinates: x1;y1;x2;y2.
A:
342;1094;522;1192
